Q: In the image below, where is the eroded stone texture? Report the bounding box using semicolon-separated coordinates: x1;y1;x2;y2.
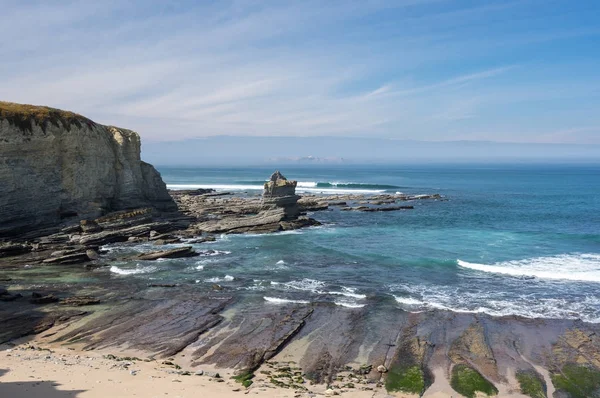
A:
0;102;176;237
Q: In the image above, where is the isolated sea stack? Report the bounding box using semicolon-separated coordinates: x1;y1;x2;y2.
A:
0;101;176;236
191;170;319;234
262;170;301;218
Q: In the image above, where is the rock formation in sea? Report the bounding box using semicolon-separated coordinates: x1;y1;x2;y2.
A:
262;170;301;218
191;170;319;234
0;101;176;236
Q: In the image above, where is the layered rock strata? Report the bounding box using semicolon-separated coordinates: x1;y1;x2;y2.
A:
191;171;318;234
0;101;176;237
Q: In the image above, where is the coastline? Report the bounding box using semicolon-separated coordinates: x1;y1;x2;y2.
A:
0;321;532;398
2;183;600;397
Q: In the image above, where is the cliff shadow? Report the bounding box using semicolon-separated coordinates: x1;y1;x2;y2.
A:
0;369;85;397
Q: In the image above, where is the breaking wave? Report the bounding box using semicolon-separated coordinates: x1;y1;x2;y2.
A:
110;265;157;275
457;254;600;283
264;296;310;305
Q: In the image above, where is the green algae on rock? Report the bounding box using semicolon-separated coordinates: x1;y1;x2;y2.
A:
450;364;498;398
551;364;600;398
516;370;546;398
385;365;426;394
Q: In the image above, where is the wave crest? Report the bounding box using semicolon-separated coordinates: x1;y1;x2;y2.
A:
457;254;600;282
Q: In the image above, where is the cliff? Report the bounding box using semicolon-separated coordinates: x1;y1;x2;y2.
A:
0;101;176;236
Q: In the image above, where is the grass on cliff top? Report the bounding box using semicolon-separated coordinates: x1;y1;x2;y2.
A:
516;370;546;398
450;364;498;398
0;101;95;133
551;364;600;398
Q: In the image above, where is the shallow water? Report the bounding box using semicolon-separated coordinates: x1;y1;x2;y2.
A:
40;164;600;322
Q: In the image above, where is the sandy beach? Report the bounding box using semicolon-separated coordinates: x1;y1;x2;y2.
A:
0;336;407;398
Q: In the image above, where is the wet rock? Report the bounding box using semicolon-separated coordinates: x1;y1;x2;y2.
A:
60;296;101;306
186;236;216;244
80;220;102;233
0;243;32;257
86;249;99;261
60;224;82;234
78;222;174;246
358;205;414;212
0;291;22;302
137;246;199;261
30;293;60;304
148;283;180;288
42;252;90;264
169;188;216;196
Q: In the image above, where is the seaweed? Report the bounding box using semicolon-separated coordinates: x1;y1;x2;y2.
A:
516;370;546;398
450;365;498;398
551;364;600;398
385;365;426;394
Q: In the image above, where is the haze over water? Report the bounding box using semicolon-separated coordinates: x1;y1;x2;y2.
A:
105;164;600;322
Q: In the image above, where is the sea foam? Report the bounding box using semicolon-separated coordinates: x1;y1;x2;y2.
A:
264;296;310;305
457;254;600;283
110;265;157;275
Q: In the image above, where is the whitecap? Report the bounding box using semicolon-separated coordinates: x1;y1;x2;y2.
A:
264;296;310;305
334;301;366;308
274;278;325;293
110;265;157;275
276;260;286;265
394;296;426;306
327;286;367;300
205;275;234;283
457;254;600;283
297;181;318;188
199;250;231;256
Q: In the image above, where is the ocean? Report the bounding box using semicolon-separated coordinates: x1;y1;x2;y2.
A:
110;164;600;322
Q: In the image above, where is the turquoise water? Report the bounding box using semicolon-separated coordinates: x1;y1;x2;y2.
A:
110;164;600;322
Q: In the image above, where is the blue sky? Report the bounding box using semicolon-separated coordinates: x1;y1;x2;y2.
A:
1;0;599;143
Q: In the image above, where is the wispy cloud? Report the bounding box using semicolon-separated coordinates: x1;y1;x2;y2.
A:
1;0;599;143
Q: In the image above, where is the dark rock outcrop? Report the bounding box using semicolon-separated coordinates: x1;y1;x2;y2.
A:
192;171;319;234
0;101;177;237
137;246;199;261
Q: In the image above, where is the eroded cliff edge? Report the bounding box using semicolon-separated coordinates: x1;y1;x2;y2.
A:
0;101;176;236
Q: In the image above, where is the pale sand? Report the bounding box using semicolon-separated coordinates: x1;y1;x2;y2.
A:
0;341;397;398
0;334;531;398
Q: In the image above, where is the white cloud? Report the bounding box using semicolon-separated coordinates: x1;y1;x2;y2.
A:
1;0;599;143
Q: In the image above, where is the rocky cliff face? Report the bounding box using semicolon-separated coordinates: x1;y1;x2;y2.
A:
0;101;176;236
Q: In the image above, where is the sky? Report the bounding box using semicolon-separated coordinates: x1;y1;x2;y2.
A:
1;0;600;144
